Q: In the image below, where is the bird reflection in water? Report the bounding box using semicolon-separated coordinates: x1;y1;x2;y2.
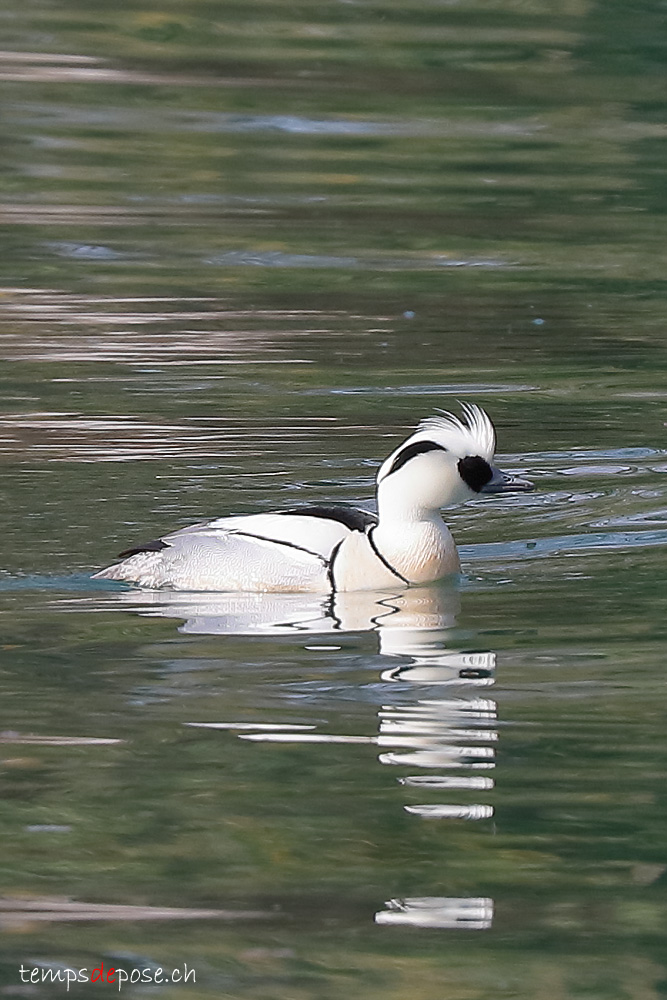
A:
111;583;495;930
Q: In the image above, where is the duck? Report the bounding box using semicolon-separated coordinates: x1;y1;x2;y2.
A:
93;402;533;593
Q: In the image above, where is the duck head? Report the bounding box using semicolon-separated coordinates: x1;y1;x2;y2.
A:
376;402;533;519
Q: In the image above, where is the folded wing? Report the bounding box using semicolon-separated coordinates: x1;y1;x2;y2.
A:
94;505;376;592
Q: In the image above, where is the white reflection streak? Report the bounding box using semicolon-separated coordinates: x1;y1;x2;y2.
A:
375;897;493;930
240;734;374;744
371;592;497;929
404;804;494;820
399;775;494;790
112;584;496;930
375;638;497;815
378;751;495;769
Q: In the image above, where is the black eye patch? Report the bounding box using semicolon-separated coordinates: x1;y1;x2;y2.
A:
385;440;446;478
458;455;493;492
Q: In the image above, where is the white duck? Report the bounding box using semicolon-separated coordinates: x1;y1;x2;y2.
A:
94;403;532;592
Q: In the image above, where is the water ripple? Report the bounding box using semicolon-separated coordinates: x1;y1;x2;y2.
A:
461;528;667;563
4;103;546;139
205;249;514;270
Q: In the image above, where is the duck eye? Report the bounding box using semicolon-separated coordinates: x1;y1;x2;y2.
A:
457;455;493;492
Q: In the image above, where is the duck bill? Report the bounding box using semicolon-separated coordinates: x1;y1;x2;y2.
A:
480;467;534;494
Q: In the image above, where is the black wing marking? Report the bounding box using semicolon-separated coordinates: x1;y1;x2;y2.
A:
327;539;344;592
384;440;446;478
229;529;327;565
277;504;377;532
367;527;410;585
117;538;170;559
116;506;376;565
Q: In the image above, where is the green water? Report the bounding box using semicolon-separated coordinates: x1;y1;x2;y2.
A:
1;1;667;997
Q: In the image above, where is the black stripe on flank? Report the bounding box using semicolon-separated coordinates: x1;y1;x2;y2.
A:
230;530;328;565
118;538;170;559
327;539;344;592
323;592;343;630
385;440;446;478
457;455;493;492
277;505;377;532
367;527;410;586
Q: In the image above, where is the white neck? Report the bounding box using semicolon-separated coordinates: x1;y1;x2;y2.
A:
376;482;443;525
373;478;459;583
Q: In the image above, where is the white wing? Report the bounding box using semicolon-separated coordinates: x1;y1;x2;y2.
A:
93;509;367;591
195;512;351;562
94;530;328;591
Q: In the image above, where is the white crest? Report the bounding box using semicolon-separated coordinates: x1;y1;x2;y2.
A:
376;402;497;485
415;402;496;461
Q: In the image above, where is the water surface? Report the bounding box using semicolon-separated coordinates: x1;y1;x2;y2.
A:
1;1;667;997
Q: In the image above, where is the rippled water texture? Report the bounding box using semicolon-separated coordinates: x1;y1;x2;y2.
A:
1;2;667;998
